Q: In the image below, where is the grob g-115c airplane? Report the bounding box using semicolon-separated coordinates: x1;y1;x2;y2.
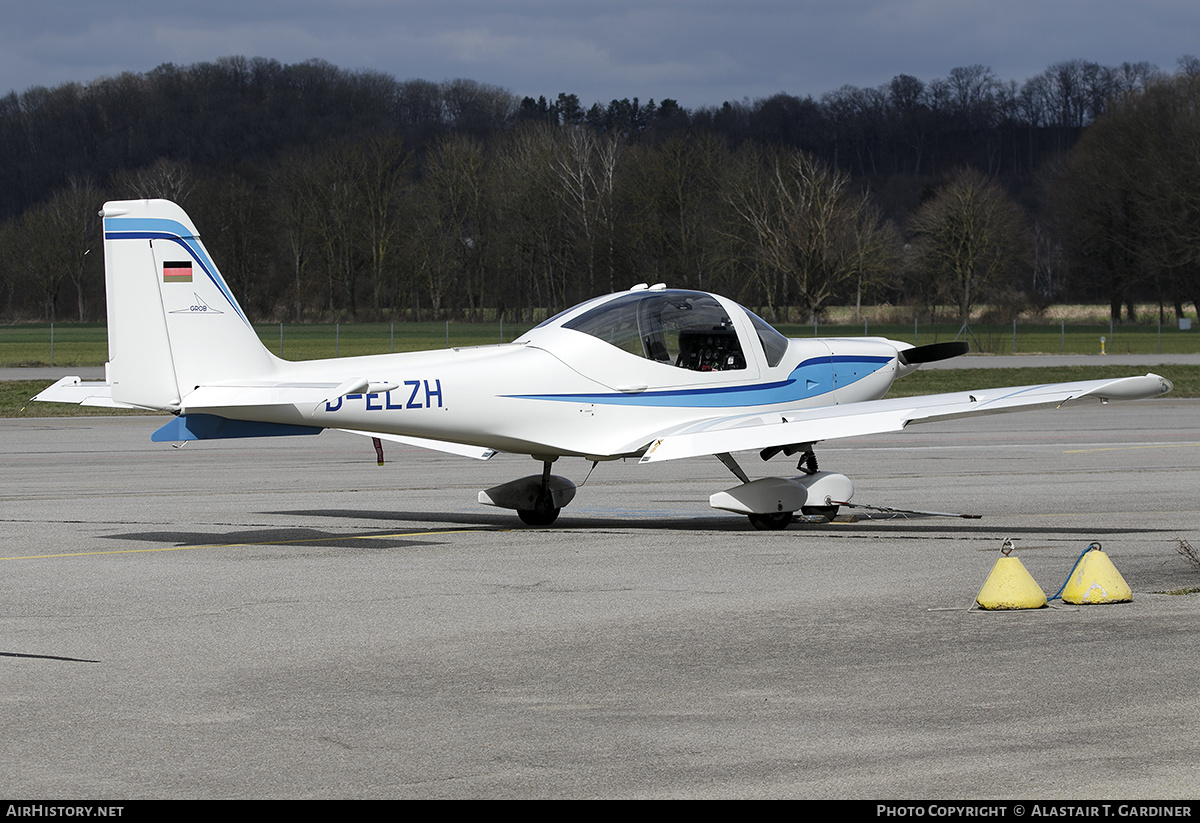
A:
36;200;1173;529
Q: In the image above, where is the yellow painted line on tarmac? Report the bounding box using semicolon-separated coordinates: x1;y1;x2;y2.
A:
1;528;505;561
1064;442;1200;454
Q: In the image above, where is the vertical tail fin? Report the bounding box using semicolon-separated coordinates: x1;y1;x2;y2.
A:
101;199;278;410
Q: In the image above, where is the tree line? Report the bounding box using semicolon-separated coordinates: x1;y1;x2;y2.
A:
1;55;1198;324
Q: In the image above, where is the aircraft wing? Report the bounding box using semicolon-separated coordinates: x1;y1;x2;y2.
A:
636;373;1173;464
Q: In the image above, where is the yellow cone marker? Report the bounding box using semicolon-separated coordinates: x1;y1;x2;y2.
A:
1061;545;1132;604
976;538;1047;610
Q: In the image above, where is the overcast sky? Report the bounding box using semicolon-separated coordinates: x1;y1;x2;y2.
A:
4;1;1197;108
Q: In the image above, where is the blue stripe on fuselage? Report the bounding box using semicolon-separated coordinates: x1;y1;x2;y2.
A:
506;355;893;408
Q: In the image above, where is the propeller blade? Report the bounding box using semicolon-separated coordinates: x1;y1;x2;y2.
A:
898;341;969;366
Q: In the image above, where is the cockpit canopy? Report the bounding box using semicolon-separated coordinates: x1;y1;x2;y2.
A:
541;289;789;370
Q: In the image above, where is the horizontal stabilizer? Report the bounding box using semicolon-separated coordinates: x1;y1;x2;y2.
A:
32;376;142;409
151;414;323;442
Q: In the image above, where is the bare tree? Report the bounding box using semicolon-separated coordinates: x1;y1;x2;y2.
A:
416;133;486;319
550;126;624;294
946;65;999;128
304;144;363;318
487;123;568;320
110;157;194;204
721;143;786;316
632;134;729;291
1054;72;1200;320
908;168;1029;324
269;149;320;321
55;178;104;321
727;147;898;323
191;172;274;318
353;135;413;316
442;78;519;138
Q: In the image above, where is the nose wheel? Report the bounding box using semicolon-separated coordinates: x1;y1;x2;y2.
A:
517;484;561;526
747;511;793;530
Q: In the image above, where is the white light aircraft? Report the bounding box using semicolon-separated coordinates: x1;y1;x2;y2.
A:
36;200;1173;528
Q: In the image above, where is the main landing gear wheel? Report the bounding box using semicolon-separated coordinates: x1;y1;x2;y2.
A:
517;488;561;526
747;511;793;530
517;504;560;526
710;450;853;529
478;463;576;526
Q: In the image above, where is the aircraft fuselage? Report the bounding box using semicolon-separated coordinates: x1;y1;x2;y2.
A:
191;334;904;459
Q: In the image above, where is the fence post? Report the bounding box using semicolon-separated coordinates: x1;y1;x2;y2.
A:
279;322;283;357
50;322;54;366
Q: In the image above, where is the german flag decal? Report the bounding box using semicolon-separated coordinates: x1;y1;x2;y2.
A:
163;261;192;283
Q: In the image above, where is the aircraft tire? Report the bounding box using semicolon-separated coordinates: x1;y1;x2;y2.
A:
748;511;793;530
801;505;839;519
518;506;560;526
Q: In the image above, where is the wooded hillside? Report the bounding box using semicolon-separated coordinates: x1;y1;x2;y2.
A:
2;55;1197;324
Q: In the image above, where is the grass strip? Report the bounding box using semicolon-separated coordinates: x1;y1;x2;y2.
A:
4;319;1199;367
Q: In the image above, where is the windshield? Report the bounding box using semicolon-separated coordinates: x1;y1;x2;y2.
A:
746;310;789;367
563;290;748;372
